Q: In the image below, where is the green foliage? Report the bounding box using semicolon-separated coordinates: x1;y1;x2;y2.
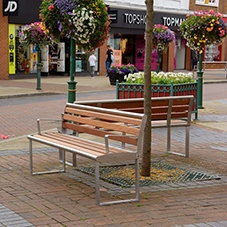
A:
180;10;227;53
39;0;110;50
125;71;195;85
19;22;55;49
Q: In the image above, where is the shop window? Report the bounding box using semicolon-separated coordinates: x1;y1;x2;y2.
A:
205;44;220;61
196;0;219;7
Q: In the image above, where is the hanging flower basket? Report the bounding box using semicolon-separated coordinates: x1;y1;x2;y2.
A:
40;0;110;50
180;10;227;53
19;22;54;49
152;24;175;54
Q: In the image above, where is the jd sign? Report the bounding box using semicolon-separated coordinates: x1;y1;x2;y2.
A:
3;0;18;16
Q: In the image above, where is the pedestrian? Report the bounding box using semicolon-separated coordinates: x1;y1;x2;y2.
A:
106;45;113;77
88;50;96;78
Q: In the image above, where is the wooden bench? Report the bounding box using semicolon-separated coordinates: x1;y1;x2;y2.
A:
28;103;147;206
75;96;193;157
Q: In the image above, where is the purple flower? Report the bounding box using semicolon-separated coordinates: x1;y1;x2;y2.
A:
54;0;77;13
59;23;62;31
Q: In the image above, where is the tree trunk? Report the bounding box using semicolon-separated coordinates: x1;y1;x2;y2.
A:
140;0;154;176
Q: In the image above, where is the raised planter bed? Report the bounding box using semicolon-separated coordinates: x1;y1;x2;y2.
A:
116;80;198;119
109;73;126;85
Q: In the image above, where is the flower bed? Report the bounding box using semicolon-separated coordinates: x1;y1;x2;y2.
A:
116;72;198;119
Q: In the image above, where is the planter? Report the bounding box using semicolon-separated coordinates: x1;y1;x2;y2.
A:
116;80;198;119
109;73;126;85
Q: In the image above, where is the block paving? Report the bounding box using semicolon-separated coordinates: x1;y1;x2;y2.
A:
0;75;227;226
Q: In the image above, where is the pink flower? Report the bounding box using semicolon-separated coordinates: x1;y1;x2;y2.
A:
48;5;54;10
220;30;225;37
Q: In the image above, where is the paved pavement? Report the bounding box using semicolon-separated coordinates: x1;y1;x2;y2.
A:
0;71;227;227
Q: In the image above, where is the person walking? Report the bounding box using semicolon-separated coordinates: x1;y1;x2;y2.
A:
106;45;113;77
88;51;96;78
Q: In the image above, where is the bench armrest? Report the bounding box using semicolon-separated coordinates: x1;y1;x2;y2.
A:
37;118;62;134
104;134;138;154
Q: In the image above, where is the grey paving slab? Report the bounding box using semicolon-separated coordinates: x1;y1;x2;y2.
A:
153;125;227;144
0;204;34;227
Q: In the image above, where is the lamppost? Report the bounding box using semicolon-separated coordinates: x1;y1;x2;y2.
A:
67;37;77;103
36;45;42;90
197;52;204;109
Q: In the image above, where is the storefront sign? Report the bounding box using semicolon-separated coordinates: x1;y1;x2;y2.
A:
3;0;18;16
8;0;40;24
109;8;187;33
108;10;118;23
162;16;185;27
8;24;16;74
124;13;146;25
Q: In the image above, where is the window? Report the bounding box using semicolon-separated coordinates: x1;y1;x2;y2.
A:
196;0;219;7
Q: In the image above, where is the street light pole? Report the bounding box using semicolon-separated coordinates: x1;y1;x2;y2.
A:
67;37;77;103
197;52;204;109
36;45;42;90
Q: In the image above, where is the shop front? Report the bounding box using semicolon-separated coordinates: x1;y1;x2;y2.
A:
6;0;98;78
108;8;187;71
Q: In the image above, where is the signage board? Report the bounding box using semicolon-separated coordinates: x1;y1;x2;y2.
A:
3;0;18;16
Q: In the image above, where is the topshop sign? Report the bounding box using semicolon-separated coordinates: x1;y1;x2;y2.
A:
109;8;186;32
162;17;185;27
3;0;18;16
124;13;146;25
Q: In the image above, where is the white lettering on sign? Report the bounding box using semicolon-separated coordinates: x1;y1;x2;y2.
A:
4;1;17;12
124;13;146;25
162;17;185;27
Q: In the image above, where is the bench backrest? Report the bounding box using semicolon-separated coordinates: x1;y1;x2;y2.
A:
62;104;147;155
75;96;193;126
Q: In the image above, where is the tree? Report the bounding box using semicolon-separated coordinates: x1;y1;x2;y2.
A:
140;0;155;176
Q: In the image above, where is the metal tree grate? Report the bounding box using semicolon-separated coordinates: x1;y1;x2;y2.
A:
78;162;220;188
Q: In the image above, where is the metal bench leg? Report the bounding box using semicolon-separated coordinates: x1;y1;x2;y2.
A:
167;127;171;153
29;139;66;175
95;161;100;206
135;158;140;201
97;158;140;206
29;139;33;175
185;126;190;157
59;150;77;167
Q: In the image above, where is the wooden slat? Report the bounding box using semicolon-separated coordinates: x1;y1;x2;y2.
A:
64;107;142;125
172;99;190;105
62;122;138;145
33;133;130;156
63;114;140;135
151;100;169;107
43;133;108;154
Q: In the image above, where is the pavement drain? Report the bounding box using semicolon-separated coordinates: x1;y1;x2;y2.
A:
78;162;220;188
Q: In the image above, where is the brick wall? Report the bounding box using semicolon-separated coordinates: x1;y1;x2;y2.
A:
0;1;9;80
189;0;226;13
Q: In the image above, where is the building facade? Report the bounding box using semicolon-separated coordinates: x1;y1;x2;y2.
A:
0;0;227;79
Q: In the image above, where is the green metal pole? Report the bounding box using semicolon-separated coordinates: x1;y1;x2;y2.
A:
36;45;41;90
156;50;161;73
197;52;204;109
67;37;77;103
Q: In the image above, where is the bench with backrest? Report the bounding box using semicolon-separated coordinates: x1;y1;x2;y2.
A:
75;95;193;157
28;103;147;206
